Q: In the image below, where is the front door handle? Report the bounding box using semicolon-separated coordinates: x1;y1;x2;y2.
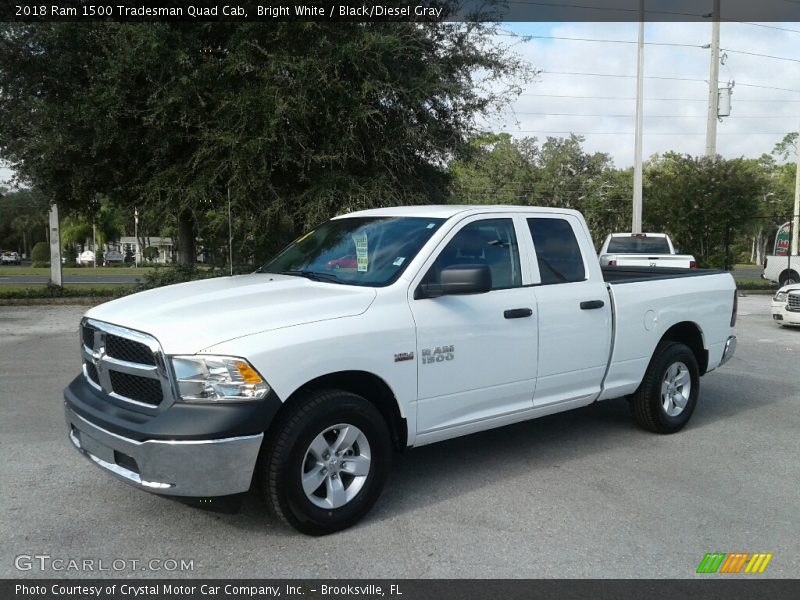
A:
580;300;605;310
504;308;533;319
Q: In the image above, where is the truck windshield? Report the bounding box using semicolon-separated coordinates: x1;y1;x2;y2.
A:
259;216;445;287
607;237;671;254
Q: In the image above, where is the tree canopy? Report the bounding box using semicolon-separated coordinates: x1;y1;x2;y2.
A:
0;21;528;263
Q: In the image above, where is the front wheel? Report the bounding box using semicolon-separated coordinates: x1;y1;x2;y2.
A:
260;389;392;535
630;341;700;434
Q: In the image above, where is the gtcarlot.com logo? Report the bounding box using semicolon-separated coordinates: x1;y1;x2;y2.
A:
697;552;773;574
15;554;194;572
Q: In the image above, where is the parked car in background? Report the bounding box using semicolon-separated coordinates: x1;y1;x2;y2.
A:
1;251;21;265
771;283;800;327
325;254;357;270
77;250;95;265
599;233;697;269
762;255;800;287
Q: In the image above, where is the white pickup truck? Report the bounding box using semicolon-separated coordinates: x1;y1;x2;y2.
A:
599;233;697;269
64;206;737;535
762;255;800;287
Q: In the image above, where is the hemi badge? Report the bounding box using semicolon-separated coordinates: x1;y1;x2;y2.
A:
394;352;414;363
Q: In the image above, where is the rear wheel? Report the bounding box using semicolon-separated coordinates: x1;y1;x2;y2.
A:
630;341;700;434
779;270;800;287
260;389;392;535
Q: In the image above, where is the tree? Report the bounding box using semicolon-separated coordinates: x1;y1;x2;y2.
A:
0;21;529;265
773;132;798;161
0;188;48;255
644;153;764;268
448;133;630;246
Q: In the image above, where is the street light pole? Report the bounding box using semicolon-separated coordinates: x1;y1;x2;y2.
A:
134;207;139;268
228;185;233;276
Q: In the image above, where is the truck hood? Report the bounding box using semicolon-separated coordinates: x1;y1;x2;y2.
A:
85;274;377;354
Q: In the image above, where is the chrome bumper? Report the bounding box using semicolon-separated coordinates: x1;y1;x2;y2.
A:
65;404;263;497
719;335;737;367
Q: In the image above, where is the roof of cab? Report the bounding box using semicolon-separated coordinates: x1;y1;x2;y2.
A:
334;205;582;220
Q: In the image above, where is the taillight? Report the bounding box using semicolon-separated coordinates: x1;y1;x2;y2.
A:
689;260;697;269
608;259;617;267
731;290;738;327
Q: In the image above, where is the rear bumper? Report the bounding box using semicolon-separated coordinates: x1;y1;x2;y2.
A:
719;335;737;367
65;403;263;497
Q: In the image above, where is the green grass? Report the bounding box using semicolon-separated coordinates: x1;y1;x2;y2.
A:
0;266;155;276
0;283;135;299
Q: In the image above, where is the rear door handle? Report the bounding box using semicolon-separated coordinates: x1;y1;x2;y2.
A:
504;308;533;319
580;300;605;310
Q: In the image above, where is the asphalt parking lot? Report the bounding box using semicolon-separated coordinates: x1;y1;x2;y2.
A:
1;296;798;579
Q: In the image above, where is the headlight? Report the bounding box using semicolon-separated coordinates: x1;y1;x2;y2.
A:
774;291;787;303
171;355;270;402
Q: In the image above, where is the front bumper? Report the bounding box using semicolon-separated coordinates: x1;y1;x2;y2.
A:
65;403;263;497
771;302;800;325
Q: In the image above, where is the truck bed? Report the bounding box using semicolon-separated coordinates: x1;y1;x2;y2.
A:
601;266;727;284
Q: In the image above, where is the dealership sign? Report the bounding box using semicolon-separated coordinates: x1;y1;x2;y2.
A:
774;222;791;256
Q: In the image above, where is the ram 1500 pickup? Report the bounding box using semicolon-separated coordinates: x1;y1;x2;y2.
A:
64;206;738;534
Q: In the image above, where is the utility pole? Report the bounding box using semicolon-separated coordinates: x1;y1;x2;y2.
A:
632;0;645;233
793;127;800;255
92;221;97;268
48;203;63;287
705;0;721;157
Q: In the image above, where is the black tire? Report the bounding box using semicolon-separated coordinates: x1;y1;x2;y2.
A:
779;270;800;287
260;389;392;535
630;341;700;434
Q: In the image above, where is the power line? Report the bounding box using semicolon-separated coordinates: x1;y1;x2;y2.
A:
496;32;703;49
509;112;800;118
730;21;800;35
539;71;800;94
517;93;800;102
502;130;792;135
497;31;800;65
542;70;708;82
720;47;800;64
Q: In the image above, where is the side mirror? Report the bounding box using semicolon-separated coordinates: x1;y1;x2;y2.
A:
418;264;492;299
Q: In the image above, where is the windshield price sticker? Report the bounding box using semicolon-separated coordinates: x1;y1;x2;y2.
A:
354;233;369;272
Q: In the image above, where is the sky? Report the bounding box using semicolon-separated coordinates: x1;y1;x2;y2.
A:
484;20;800;168
2;19;799;186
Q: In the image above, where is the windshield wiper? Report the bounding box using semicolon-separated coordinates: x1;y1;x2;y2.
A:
278;270;342;283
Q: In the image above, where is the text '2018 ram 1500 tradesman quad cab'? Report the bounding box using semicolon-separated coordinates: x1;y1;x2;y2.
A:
64;206;738;535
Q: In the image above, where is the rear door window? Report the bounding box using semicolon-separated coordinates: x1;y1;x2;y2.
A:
527;218;586;285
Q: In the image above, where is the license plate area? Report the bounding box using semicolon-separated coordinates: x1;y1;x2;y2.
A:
71;426;115;463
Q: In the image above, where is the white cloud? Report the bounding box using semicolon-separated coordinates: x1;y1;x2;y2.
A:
485;21;800;167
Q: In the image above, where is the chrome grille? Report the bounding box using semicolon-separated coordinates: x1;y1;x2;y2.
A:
81;318;175;410
788;293;800;312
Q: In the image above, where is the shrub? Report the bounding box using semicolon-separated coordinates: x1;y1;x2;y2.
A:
31;241;50;263
31;261;50;268
143;246;159;262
